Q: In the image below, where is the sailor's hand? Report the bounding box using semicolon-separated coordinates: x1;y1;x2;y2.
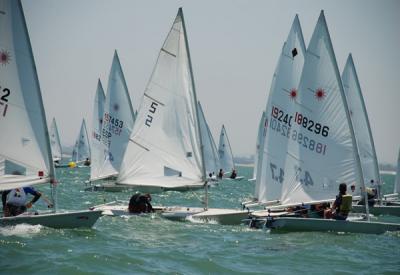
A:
48;203;54;208
26;202;33;209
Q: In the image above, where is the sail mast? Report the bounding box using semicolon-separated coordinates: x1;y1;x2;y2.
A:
180;8;207;183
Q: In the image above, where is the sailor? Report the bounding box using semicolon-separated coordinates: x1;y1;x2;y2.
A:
358;185;377;207
218;169;224;179
2;186;52;217
84;158;91;166
128;193;154;214
324;183;352;220
230;169;237;179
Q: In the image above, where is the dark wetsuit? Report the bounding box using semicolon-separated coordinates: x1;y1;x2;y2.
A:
128;194;153;214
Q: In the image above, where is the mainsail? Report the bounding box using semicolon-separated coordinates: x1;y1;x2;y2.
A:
277;11;363;205
342;54;380;189
198;102;219;176
218;125;235;174
117;8;205;189
89;80;106;180
49;118;62;161
90;52;135;181
72;119;91;163
252;111;266;181
0;0;55;190
255;15;306;203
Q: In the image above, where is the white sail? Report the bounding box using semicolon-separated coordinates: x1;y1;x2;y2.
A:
198;102;219;175
89;80;106;180
252;111;266;180
72;119;91;163
117;8;205;189
395;149;400;194
49;118;62;161
95;51;135;180
277;11;363;205
0;0;55;191
342;54;380;189
255;15;306;203
218;125;235;174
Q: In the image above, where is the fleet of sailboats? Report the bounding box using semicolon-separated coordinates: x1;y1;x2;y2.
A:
0;1;398;234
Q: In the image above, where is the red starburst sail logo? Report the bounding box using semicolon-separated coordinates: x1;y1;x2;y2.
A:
289;88;297;100
0;50;11;65
315;88;326;101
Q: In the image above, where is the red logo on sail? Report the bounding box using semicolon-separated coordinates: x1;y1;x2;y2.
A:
0;50;11;65
315;88;326;101
289;88;297;100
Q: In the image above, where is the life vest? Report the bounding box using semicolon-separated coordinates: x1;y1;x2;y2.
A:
7;188;27;206
339;194;352;214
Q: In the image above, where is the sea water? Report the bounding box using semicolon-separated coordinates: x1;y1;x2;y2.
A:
0;167;399;274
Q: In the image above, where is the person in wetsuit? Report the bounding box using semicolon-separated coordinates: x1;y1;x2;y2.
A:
230;169;237;179
128;193;154;214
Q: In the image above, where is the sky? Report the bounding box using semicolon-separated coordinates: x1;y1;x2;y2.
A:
21;0;400;163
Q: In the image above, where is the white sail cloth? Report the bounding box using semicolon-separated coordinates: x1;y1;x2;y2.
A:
0;0;54;191
49;118;62;161
277;11;363;205
252;111;266;181
92;51;135;181
89;80;106;180
117;9;204;188
342;54;380;189
198;102;219;176
72;119;91;163
255;15;306;203
218;125;235;173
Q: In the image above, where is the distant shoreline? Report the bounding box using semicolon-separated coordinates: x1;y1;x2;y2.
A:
236;163;254;168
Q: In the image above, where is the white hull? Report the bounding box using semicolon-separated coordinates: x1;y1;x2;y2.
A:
352;205;400;217
266;217;400;234
85;183;205;193
0;210;102;229
93;202;249;225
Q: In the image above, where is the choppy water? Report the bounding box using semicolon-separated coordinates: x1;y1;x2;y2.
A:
1;166;399;274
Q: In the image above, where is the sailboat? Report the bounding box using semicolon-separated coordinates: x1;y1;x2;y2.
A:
0;0;102;228
243;14;306;209
218;125;243;180
89;80;106;181
248;111;266;182
342;55;400;216
93;8;249;224
88;51;135;187
249;11;400;234
49;118;63;165
71;119;91;167
198;102;220;180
